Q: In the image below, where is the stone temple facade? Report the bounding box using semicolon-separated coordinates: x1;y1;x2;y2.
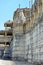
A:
0;0;43;64
0;20;13;59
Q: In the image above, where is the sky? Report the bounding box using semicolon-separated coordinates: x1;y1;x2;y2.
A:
0;0;35;30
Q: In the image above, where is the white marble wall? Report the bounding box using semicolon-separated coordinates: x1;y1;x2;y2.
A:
12;19;43;63
25;21;43;63
12;34;26;59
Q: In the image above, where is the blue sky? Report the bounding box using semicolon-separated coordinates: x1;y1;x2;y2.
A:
0;0;35;30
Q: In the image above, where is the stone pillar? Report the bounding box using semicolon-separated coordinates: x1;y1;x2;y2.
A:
5;31;7;46
30;31;33;63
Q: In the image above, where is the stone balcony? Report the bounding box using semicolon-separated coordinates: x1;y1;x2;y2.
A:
0;36;12;42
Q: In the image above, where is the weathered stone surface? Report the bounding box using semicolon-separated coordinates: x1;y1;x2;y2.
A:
0;60;32;65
